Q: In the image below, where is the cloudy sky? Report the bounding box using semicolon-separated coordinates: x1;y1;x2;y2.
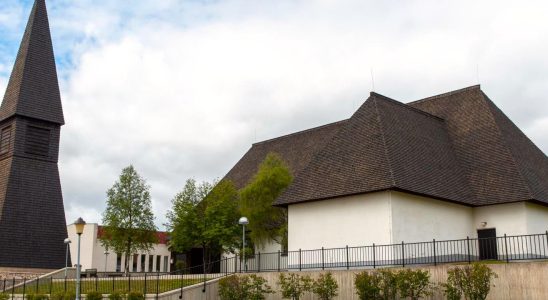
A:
1;0;547;229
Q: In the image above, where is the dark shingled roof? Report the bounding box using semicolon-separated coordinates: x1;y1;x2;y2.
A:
0;0;64;125
225;85;548;207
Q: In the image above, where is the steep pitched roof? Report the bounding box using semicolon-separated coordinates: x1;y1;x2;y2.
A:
0;0;64;125
224;120;346;189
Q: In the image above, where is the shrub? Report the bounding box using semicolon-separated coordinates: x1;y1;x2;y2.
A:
355;271;381;300
218;275;273;300
108;292;125;300
442;263;498;300
50;291;75;300
277;273;312;300
312;272;338;300
26;294;49;300
377;269;398;300
396;269;433;300
85;291;103;300
126;292;144;300
0;294;8;300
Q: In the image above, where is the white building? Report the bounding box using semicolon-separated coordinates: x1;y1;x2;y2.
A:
224;85;548;263
67;223;171;273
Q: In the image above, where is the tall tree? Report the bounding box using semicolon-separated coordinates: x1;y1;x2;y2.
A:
101;165;158;275
166;179;240;268
239;152;293;249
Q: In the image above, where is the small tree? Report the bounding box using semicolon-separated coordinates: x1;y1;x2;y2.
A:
240;153;292;249
443;263;497;300
312;272;339;300
396;269;434;300
218;275;273;300
355;271;381;300
377;269;398;300
278;273;312;300
101;165;157;275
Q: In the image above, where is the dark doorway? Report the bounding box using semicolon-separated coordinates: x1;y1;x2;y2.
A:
478;228;498;260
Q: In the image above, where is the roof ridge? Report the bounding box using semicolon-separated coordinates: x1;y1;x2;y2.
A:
372;96;396;186
371;92;445;122
408;85;481;105
252;119;347;146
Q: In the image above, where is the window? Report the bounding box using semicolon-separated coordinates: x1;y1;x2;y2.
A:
156;255;161;272
141;255;146;272
163;256;168;272
132;254;138;272
116;254;122;272
0;126;11;155
25;126;50;156
149;255;154;272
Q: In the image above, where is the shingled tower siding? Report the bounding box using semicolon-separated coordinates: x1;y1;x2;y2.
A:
0;0;69;269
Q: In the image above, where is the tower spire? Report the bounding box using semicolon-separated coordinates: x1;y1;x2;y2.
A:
0;0;64;124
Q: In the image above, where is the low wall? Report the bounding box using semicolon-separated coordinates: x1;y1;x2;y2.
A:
175;261;548;300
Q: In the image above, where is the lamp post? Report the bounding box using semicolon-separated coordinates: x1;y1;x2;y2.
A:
238;217;249;272
64;238;71;278
104;249;109;273
74;217;86;300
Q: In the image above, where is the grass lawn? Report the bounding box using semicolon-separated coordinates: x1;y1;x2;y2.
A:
6;277;203;295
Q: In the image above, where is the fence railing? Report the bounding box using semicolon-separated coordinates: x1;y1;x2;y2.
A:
2;232;548;297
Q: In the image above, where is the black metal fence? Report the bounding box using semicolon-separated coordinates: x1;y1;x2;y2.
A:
2;232;548;297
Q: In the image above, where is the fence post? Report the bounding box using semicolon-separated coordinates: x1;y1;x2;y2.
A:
112;276;115;293
22;278;26;299
179;269;184;300
278;250;281;272
433;239;437;266
144;273;147;295
64;276;67;292
258;252;261;273
401;241;405;267
95;275;98;292
321;247;325;270
2;278;5;293
299;249;302;271
156;273;160;300
128;272;131;292
49;277;53;295
346;245;350;270
504;234;509;263
225;258;228;276
373;243;376;269
467;236;471;264
11;277;15;300
36;276;39;293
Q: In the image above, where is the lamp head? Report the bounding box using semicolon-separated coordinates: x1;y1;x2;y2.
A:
64;238;71;244
74;217;86;235
238;216;249;225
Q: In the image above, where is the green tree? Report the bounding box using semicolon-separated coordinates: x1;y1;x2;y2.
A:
166;179;240;268
101;165;158;275
239;153;292;249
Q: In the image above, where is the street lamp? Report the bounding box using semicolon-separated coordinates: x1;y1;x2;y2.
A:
238;217;249;272
74;217;86;300
104;249;109;273
64;238;71;278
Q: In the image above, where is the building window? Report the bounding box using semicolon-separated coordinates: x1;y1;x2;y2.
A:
24;125;50;157
132;254;138;272
149;255;154;272
163;256;168;272
0;126;11;155
141;255;146;272
116;253;122;272
156;255;161;272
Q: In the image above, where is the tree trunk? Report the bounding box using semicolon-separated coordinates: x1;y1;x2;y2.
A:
125;238;131;276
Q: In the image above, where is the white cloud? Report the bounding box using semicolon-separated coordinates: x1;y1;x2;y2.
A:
3;0;548;228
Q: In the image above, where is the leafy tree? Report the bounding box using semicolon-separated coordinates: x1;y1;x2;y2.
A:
101;165;158;275
354;271;382;300
166;179;240;268
278;273;313;300
239;153;292;249
312;272;339;300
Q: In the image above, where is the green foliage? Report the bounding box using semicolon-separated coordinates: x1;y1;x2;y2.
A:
218;275;273;300
26;294;49;300
240;153;292;248
166;179;240;264
101;165;158;274
50;291;75;300
0;294;8;300
312;272;338;300
396;269;434;300
277;273;312;300
108;292;124;300
377;269;398;300
85;291;103;300
443;263;498;300
355;271;382;300
126;292;144;300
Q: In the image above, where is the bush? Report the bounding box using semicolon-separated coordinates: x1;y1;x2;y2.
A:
442;263;498;300
355;271;381;300
27;293;49;300
50;291;75;300
312;272;338;300
277;273;312;300
126;292;144;300
218;275;273;300
396;269;433;300
0;294;8;300
86;291;103;300
377;269;398;299
108;292;125;300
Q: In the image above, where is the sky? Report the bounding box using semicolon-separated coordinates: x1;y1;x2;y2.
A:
1;0;548;230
